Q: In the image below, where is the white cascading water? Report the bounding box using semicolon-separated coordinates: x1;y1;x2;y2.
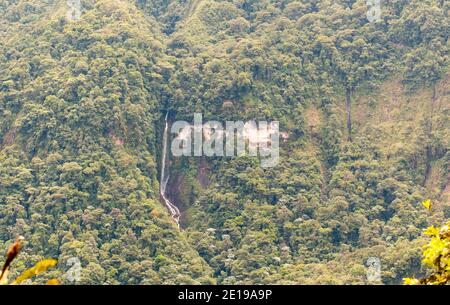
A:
160;112;181;229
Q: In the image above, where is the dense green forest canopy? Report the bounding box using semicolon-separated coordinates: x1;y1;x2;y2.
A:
0;0;448;284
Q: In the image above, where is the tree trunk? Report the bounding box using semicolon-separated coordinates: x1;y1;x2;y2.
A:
346;87;352;142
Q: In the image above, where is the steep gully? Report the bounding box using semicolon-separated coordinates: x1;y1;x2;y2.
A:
160;112;181;229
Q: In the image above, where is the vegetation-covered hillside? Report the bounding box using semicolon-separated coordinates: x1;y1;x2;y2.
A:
0;0;448;284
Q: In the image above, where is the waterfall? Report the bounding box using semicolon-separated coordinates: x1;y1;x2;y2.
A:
160;112;181;229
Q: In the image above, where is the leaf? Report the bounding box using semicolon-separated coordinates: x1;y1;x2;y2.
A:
46;279;60;285
424;226;440;237
422;237;446;268
422;200;432;210
12;259;58;285
403;278;420;285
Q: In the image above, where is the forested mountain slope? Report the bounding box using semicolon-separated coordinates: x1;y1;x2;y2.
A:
0;0;214;284
0;0;448;284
